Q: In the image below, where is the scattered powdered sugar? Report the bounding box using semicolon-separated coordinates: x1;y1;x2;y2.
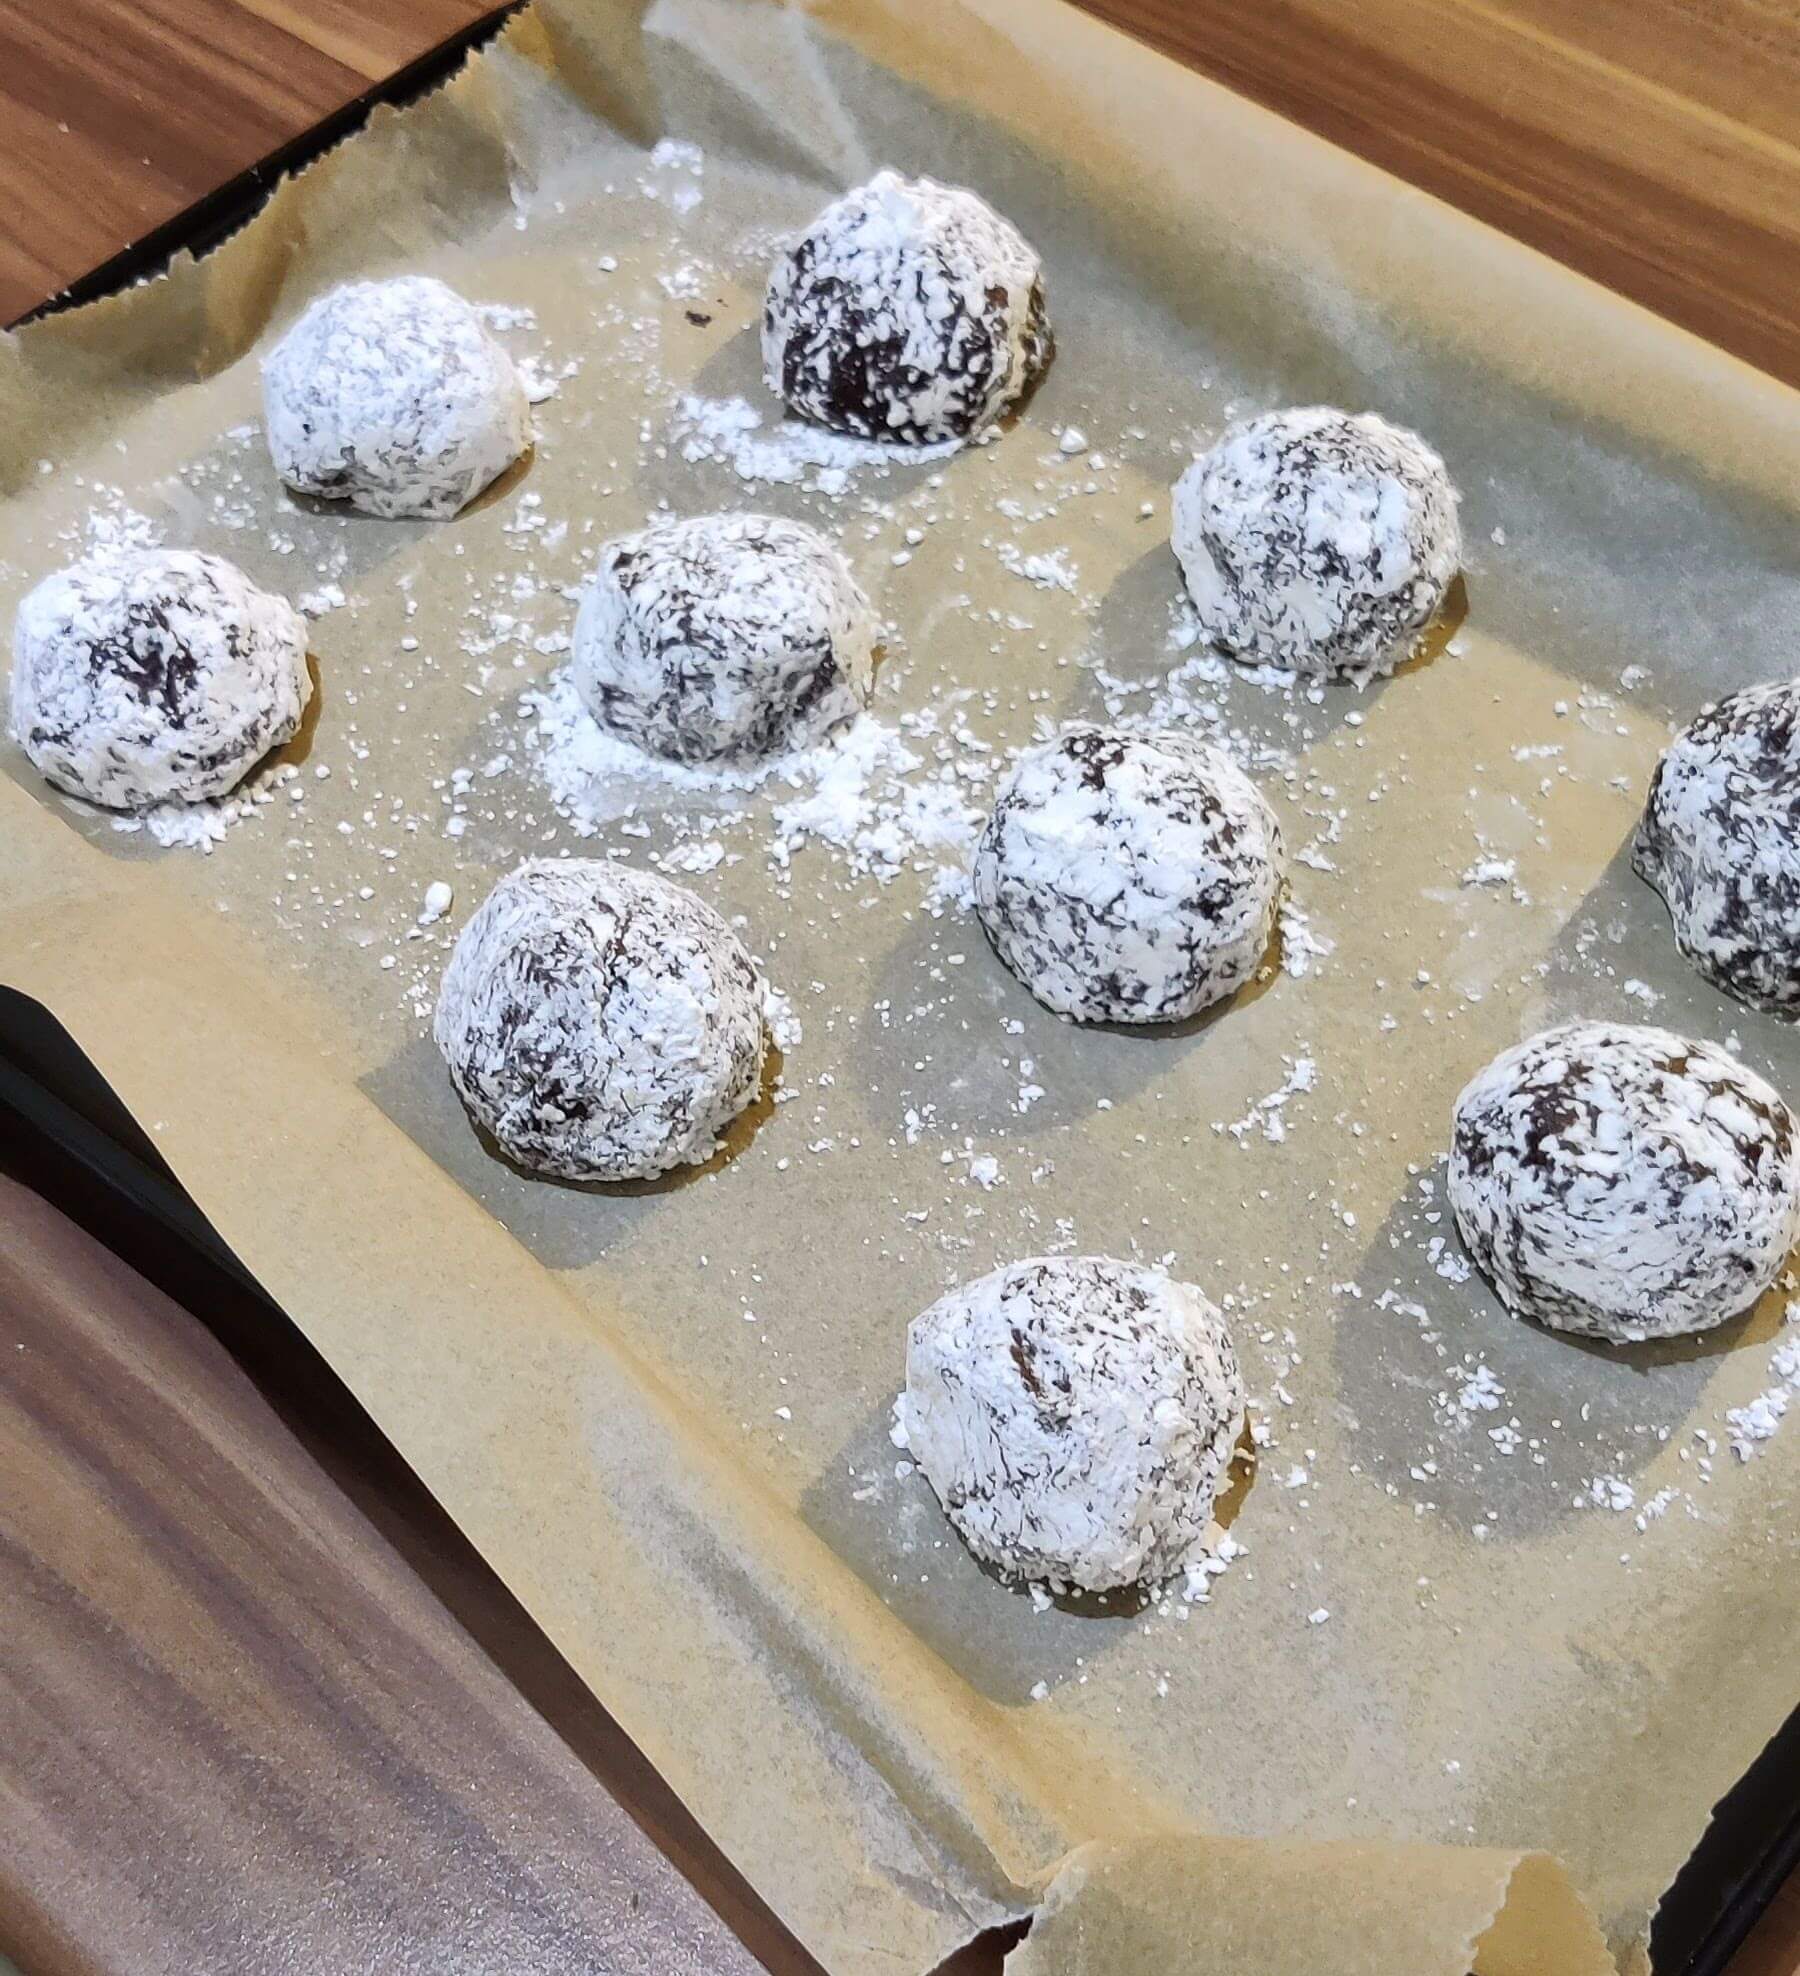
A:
24;129;1798;1755
524;666;783;822
996;542;1078;593
104;756;310;853
476;302;538;333
763;982;803;1052
1220;1054;1317;1145
642;137;706;213
81;497;164;559
1586;1474;1637;1513
770;717;984;882
1181;1528;1246;1604
1726;1308;1800;1460
520;666;982;893
516;357;562;404
1278;899;1334;979
671;393;960;494
1449;1363;1504;1416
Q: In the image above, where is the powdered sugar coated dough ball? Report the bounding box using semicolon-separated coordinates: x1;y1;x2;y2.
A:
573;513;876;763
763;171;1051;444
1448;1021;1800;1342
1634;680;1800;1014
263;276;530;519
898;1255;1245;1592
972;724;1284;1024
434;858;767;1183
1172;407;1461;680
9;549;310;810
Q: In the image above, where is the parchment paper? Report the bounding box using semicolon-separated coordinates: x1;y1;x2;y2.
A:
3;2;1797;1969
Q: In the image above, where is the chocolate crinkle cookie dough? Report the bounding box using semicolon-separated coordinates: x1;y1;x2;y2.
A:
1448;1020;1800;1342
1634;679;1800;1014
763;171;1051;444
1172;406;1461;681
896;1255;1245;1593
9;548;310;810
573;512;876;763
433;858;767;1183
972;724;1284;1024
262;275;530;519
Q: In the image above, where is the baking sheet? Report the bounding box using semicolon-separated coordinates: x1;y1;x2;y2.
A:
3;2;1798;1969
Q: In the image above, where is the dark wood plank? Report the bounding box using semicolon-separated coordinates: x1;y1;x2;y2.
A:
0;1167;782;1976
0;0;500;323
1067;0;1800;385
1;0;1798;376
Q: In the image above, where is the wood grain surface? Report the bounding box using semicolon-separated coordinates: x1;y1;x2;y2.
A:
1067;0;1800;386
0;0;499;323
0;1165;802;1976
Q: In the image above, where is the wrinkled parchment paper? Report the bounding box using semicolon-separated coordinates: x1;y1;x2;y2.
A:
3;3;1798;1969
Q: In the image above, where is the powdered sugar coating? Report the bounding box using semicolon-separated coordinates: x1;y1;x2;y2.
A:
972;724;1284;1024
572;512;876;763
9;548;310;810
1634;680;1800;1014
1448;1021;1800;1342
898;1255;1245;1592
762;172;1051;444
263;276;530;519
433;857;766;1182
1172;407;1461;681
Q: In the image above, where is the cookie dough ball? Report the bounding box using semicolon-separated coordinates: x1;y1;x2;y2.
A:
899;1255;1245;1592
972;725;1284;1024
262;275;530;519
1172;407;1461;680
9;548;310;810
1634;681;1800;1014
434;858;767;1182
1448;1021;1800;1342
573;513;876;763
763;171;1051;444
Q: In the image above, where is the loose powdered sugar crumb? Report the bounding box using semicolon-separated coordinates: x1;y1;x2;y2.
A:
1726;1306;1800;1460
671;393;960;494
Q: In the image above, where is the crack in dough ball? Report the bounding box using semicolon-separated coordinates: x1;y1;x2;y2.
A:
899;1255;1245;1592
1448;1021;1800;1342
262;276;530;519
763;171;1051;444
433;858;767;1182
972;724;1284;1024
573;513;876;763
1172;407;1461;681
9;548;310;810
1635;680;1800;1015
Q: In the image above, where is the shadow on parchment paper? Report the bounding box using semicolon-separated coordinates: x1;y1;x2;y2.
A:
636;318;1006;526
862;892;1290;1143
1059;539;1471;756
2;648;326;864
1538;835;1800;1093
1331;1164;1784;1540
357;1028;783;1274
1333;832;1800;1536
797;1388;1257;1705
188;450;441;602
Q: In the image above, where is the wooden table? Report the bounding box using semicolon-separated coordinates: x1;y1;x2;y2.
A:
0;5;1796;1972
